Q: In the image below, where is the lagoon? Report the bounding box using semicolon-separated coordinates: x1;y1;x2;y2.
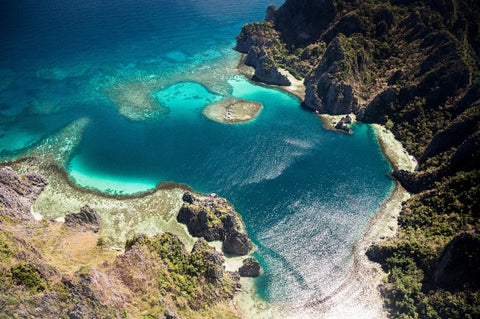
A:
0;0;394;311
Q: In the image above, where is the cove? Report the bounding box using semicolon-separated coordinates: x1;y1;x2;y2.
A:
67;75;394;303
0;0;394;308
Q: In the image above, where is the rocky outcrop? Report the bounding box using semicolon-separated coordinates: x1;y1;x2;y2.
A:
0;166;48;222
191;238;225;281
253;51;291;86
177;192;253;256
64;205;101;233
238;257;261;277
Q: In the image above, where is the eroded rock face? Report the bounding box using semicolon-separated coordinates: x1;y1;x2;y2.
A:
0;166;48;222
177;192;253;256
253;51;291;86
238;257;261;277
64;205;101;233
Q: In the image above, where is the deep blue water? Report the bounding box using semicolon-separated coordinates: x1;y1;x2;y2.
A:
0;0;394;305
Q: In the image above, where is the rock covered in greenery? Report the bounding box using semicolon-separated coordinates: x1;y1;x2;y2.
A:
238;257;261;277
177;192;253;255
64;205;101;233
0;166;48;222
238;0;480;317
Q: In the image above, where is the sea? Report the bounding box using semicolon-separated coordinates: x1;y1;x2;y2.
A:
0;0;394;309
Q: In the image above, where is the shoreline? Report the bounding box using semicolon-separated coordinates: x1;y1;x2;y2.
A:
232;61;415;318
236;54;306;101
2;58;416;318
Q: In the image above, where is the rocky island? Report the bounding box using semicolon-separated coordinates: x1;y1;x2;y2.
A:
235;0;479;317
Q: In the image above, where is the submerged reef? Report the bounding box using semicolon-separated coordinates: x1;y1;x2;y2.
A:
237;0;480;317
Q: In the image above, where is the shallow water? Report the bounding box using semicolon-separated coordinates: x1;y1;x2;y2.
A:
0;0;393;308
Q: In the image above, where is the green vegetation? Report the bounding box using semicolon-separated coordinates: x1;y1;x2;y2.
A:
238;0;480;317
369;171;480;318
10;262;47;293
0;211;240;318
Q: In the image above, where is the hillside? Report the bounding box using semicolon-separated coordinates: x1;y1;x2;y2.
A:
0;167;243;319
236;0;480;318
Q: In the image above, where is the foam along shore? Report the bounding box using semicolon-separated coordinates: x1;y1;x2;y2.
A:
203;97;263;124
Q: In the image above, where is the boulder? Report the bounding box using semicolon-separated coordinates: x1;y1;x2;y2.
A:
334;120;350;132
223;230;253;256
177;192;253;256
64;205;101;233
164;310;178;319
238;257;261;277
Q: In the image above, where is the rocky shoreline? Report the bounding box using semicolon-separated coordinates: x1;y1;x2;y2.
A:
0;166;265;318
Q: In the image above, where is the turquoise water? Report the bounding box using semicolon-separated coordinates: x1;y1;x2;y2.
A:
0;0;394;306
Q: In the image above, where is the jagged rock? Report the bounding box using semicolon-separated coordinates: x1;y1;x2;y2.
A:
177;192;253;256
253;51;291;86
343;114;353;124
265;5;277;22
334;120;350;132
64;205;101;233
238;257;261;277
192;238;225;280
434;232;480;290
0;166;48;222
223;230;253;256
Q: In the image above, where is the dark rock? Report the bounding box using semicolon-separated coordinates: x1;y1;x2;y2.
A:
420;106;480;165
335;120;350;132
177;192;253;256
245;46;261;67
265;5;277;22
0;167;48;222
253;51;291;86
361;88;398;123
223;230;253;256
343;114;353;124
434;232;480;290
392;169;440;193
182;191;195;204
273;0;336;45
448;131;480;174
238;257;261;277
321;13;365;44
64;205;101;233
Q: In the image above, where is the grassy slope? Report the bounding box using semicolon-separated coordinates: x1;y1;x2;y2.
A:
0;212;240;318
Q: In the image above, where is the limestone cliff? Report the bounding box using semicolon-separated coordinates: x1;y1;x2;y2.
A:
236;1;480;318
